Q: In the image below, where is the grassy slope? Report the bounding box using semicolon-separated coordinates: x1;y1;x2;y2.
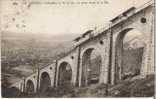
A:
41;74;155;97
3;74;154;98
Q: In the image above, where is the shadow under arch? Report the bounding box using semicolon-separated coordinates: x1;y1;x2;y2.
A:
40;72;51;92
114;28;146;83
58;62;72;87
26;80;35;94
81;47;102;87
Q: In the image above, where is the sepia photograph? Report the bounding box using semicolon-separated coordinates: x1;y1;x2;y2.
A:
1;0;155;98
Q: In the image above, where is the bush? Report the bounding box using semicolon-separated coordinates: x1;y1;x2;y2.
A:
129;74;154;97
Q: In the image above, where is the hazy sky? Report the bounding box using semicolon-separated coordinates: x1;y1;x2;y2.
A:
1;0;150;35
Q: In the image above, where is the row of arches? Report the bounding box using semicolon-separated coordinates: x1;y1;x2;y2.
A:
80;28;146;85
24;28;146;94
25;72;51;94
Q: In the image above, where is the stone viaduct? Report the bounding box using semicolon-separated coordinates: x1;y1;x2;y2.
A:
10;1;154;94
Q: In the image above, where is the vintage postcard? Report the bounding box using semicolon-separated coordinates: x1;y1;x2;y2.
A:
1;0;155;98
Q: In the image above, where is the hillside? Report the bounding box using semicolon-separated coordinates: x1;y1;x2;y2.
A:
1;31;78;85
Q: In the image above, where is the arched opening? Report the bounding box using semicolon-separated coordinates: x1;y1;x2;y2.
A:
81;48;102;86
26;80;35;94
39;72;51;93
10;87;20;95
58;62;72;86
115;29;145;83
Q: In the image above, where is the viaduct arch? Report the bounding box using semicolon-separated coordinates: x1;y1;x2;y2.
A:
57;61;72;86
24;73;37;93
80;46;103;86
113;28;147;83
39;64;56;89
25;80;35;94
40;72;51;92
